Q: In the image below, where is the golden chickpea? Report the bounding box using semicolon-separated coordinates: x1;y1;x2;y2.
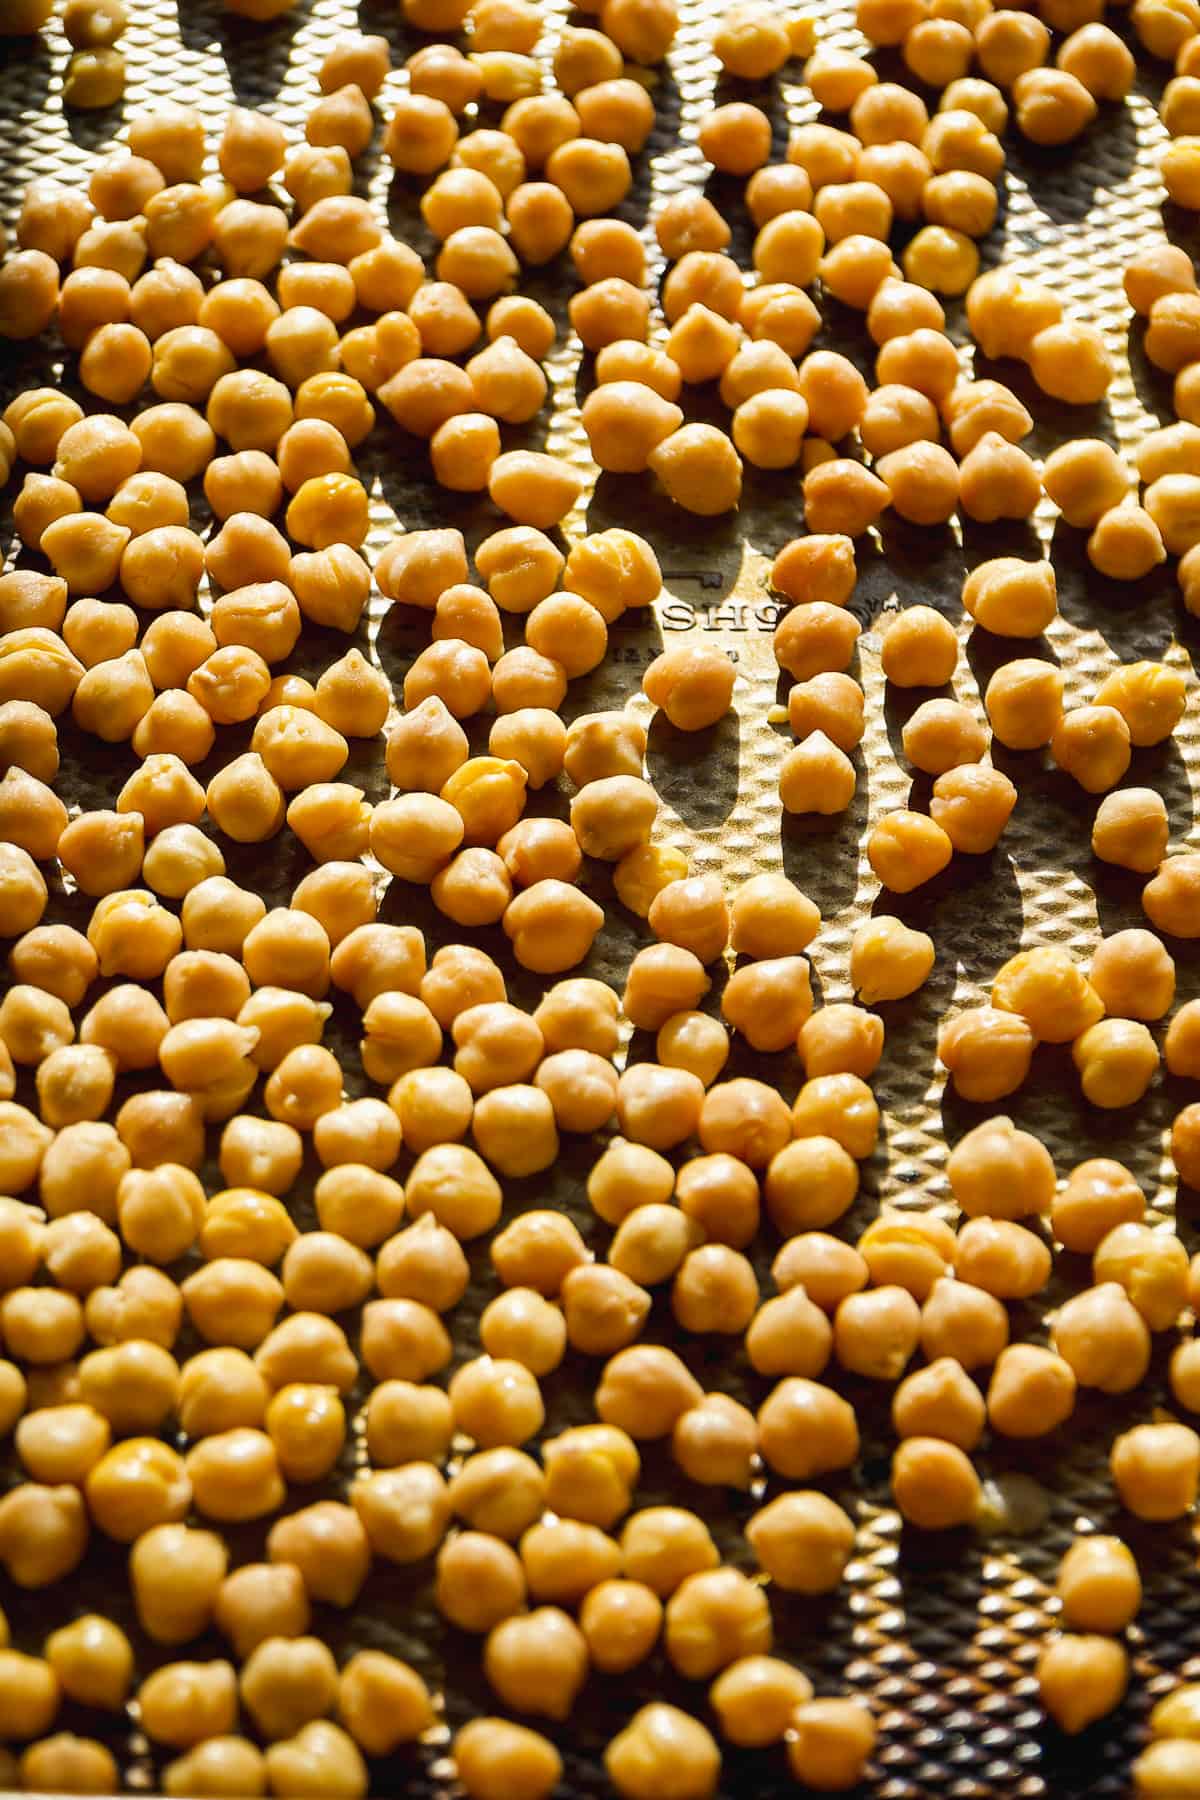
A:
928;764;1015;855
889;1353;985;1448
866;811;953;894
480;1606;588;1723
880;606;957;688
83;1434;191;1542
561;1267;647;1362
1162;1009;1200;1104
263;1720;367;1796
1110;1420;1200;1521
917;1276;1007;1371
1134;1736;1200;1800
833;1283;920;1380
1053;1281;1151;1392
1051;704;1132;793
82;1260;180;1355
902;697;989;776
986;1343;1077;1438
947;1113;1057;1220
1144;852;1200;938
604;1704;719;1800
788;1699;874;1800
1094;1220;1188;1331
662;1564;772;1681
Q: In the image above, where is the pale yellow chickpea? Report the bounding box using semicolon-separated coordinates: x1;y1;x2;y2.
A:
1095;659;1187;748
182;1256;283;1351
85;1264;181;1351
1043;438;1134;530
606;1203;695;1289
1051;704;1132;794
230;990;327;1081
42;1211;122;1300
936;1005;1033;1102
280;1222;374;1314
383;1064;469;1156
560;1269;645;1364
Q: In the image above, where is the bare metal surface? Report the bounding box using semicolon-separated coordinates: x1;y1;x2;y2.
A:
2;1;1200;1795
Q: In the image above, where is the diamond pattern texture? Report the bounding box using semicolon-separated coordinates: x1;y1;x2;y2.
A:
2;0;1200;1793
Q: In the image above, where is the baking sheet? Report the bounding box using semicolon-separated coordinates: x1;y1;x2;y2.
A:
3;0;1200;1792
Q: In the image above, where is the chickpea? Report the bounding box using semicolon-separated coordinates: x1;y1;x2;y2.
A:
1048;1535;1141;1639
263;1501;368;1610
1054;1281;1152;1394
448;1719;560;1800
265;1720;368;1797
1132;1738;1200;1799
1145;853;1200;938
175;1348;265;1443
1162;1002;1200;1092
186;1426;287;1523
651;1017;726;1096
655;1386;751;1491
1094;1220;1188;1331
17;1732;118;1793
562;1269;648;1366
389;1143;495;1249
947;1114;1056;1221
83;1265;180;1354
986;1343;1077;1438
602;1704;720;1800
879;607;955;689
915;1278;1006;1374
934;1004;1033;1102
901;697;989;776
661;1564;772;1682
478;1607;588;1723
888;1351;986;1448
1041;439;1133;531
606;1202;694;1289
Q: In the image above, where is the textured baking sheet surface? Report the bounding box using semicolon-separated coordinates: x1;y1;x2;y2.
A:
4;0;1200;1794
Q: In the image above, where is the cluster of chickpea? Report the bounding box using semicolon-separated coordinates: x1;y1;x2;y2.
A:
0;0;1200;1783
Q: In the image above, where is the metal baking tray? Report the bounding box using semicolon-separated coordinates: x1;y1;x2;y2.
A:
3;0;1200;1791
